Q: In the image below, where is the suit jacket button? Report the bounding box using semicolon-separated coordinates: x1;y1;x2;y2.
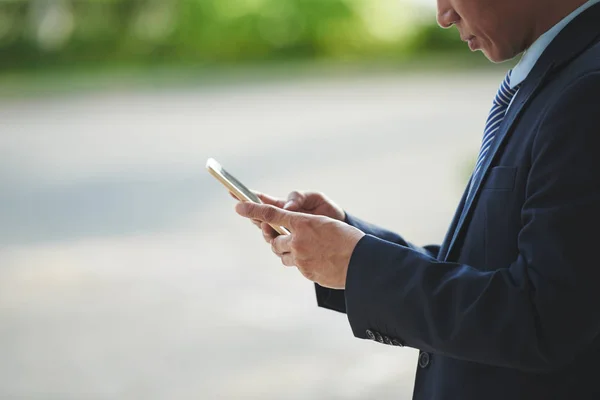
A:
392;339;404;347
418;352;431;368
366;329;376;340
383;336;393;345
374;332;384;343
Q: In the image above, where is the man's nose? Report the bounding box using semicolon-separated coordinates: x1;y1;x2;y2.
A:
437;2;460;28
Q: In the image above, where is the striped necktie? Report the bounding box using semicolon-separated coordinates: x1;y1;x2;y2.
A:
468;70;519;195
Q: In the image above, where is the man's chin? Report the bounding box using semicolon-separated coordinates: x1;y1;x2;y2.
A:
484;52;507;64
481;47;521;64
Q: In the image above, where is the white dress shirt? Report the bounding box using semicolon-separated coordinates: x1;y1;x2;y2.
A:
510;0;600;89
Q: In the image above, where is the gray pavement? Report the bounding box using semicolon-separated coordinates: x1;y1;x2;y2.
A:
0;70;504;399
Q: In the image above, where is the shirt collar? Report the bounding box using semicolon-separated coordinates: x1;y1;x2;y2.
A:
510;0;600;89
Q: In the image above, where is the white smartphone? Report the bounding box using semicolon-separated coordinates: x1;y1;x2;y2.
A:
206;158;290;235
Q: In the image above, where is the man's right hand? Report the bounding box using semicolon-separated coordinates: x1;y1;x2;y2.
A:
247;191;346;243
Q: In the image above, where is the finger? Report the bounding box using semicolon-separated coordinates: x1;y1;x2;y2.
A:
236;202;295;228
272;234;293;255
281;253;295;267
235;205;268;229
255;192;286;208
262;222;278;243
271;243;284;256
284;191;306;211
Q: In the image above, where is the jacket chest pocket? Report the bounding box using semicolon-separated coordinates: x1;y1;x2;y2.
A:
480;166;520;269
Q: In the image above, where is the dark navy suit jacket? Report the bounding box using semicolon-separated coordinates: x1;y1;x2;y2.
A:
316;5;600;399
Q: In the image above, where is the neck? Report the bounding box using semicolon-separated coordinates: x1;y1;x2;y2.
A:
524;0;589;50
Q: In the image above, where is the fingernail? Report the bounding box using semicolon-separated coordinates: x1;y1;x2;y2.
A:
284;201;294;209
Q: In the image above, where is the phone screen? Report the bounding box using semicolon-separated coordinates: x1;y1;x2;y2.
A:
219;165;262;203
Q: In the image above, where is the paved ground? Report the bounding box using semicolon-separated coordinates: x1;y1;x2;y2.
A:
0;70;504;399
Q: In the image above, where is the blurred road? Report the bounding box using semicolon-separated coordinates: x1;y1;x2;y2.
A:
0;70;503;399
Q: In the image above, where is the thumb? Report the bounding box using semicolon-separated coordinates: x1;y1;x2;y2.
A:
284;191;305;211
255;192;286;208
236;202;294;228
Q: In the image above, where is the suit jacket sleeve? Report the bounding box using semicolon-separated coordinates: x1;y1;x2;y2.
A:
344;72;600;372
315;212;440;314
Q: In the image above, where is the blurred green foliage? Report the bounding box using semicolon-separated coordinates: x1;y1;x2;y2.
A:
0;0;465;72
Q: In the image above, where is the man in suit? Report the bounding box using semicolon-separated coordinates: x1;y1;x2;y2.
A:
235;0;600;398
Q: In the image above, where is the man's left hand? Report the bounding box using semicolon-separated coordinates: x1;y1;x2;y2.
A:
235;202;365;289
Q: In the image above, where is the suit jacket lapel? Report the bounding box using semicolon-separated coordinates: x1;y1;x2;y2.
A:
442;69;552;261
441;2;600;261
437;181;470;260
